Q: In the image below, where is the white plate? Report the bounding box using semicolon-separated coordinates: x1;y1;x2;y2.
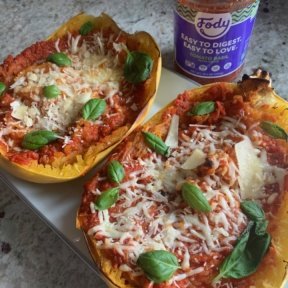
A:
2;69;285;288
0;68;199;287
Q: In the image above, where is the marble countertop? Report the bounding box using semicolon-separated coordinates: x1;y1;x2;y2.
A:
0;0;287;287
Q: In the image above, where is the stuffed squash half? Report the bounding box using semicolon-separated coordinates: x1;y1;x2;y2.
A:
77;76;288;288
0;13;161;183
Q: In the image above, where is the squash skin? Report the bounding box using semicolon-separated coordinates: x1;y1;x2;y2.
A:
0;13;161;183
77;77;288;288
238;78;288;288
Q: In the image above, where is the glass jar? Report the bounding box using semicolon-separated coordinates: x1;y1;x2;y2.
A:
174;0;260;84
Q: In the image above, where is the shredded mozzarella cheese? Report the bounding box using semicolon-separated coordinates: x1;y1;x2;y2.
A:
85;95;286;285
5;32;127;143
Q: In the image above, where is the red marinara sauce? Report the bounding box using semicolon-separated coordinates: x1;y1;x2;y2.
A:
174;0;260;84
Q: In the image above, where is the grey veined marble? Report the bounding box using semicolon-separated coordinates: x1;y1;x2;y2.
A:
0;0;288;287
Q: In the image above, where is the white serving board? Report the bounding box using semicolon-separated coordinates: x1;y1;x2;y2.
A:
0;68;199;287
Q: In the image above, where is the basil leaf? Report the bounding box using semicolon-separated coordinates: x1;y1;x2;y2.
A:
189;101;215;116
22;130;58;150
137;250;179;283
142;131;169;156
181;182;211;213
124;51;153;84
82;99;106;121
0;82;6;96
225;229;271;279
43;85;60;99
260;121;287;140
214;222;253;282
215;222;271;281
240;200;265;222
47;52;72;67
79;21;93;35
94;187;119;211
255;219;268;236
107;160;125;184
241;200;268;236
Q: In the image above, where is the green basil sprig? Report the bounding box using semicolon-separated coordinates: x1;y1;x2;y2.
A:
22;130;58;150
142;131;169;156
47;52;72;67
137;250;179;283
82;99;106;121
107;160;125;184
43;85;60;99
94;187;119;211
124;51;153;84
189;101;215;116
255;220;268;236
0;82;6;96
260;121;287;140
214;222;252;282
240;200;268;236
240;200;265;221
79;21;94;35
181;182;211;213
214;222;271;281
94;160;125;210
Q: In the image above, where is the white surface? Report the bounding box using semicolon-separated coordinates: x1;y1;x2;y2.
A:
0;68;199;286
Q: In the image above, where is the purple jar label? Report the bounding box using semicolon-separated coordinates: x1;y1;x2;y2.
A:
174;1;260;78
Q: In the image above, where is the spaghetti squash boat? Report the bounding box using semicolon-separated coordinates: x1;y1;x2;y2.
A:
77;76;288;288
0;13;161;183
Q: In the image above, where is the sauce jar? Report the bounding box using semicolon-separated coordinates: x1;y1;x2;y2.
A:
174;0;260;84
